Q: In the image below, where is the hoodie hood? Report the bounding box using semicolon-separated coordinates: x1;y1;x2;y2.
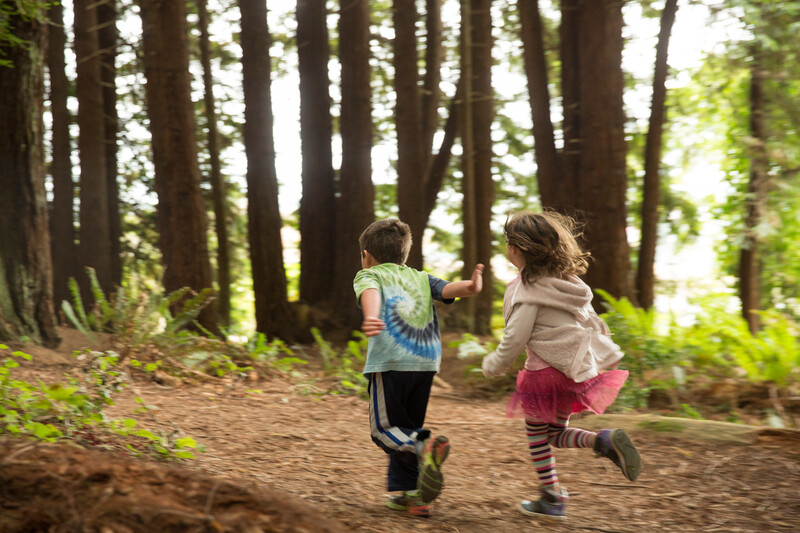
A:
509;275;593;321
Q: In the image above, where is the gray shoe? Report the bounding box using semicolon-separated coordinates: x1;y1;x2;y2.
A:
519;487;568;520
594;429;642;481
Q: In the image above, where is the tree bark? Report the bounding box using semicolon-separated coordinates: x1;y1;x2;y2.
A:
571;0;632;307
394;0;426;269
460;0;493;335
0;12;60;346
47;0;78;310
198;0;232;328
138;0;219;335
468;0;494;334
739;53;768;334
636;0;678;310
75;0;114;299
334;0;374;328
239;0;295;340
519;0;561;200
297;0;336;306
97;0;121;288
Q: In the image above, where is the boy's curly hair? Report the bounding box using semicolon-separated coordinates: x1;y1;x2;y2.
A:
358;218;412;265
504;210;590;284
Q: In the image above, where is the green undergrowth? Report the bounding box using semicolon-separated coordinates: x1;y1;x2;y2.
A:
0;346;201;460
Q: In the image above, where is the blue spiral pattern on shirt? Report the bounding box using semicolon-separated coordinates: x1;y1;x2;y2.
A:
384;296;440;361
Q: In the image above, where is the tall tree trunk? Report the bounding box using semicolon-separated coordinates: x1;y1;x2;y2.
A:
465;0;494;335
739;53;768;334
97;0;121;288
239;0;295;340
636;0;678;310
198;0;232;328
422;79;462;227
395;0;444;269
0;11;60;347
297;0;336;305
75;0;114;299
138;0;219;335
519;0;561;201
47;0;77;310
334;0;374;328
555;0;632;308
394;0;426;269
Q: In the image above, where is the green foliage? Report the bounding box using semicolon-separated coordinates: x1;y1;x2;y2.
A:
310;328;368;398
682;305;800;386
247;333;307;375
62;267;215;345
0;346;201;460
0;0;49;68
597;290;680;409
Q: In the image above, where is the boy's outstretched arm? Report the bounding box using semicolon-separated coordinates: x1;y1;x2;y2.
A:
441;263;484;299
360;288;386;336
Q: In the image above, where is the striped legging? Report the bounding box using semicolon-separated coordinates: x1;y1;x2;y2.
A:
525;414;597;493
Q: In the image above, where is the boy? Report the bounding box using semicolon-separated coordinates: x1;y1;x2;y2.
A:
353;218;484;517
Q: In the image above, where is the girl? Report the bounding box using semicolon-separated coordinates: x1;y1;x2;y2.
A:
481;210;642;520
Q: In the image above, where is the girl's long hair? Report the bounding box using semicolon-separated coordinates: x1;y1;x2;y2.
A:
504;210;590;284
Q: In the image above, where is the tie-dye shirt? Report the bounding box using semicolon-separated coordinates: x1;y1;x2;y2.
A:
353;263;454;374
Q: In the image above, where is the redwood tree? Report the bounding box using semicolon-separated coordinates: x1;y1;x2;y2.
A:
636;0;678;310
333;0;375;327
0;8;60;346
98;0;121;288
394;0;445;269
239;0;295;340
297;0;336;306
47;0;77;309
75;0;114;298
521;0;633;307
739;51;768;334
460;0;494;334
138;0;219;334
198;0;232;328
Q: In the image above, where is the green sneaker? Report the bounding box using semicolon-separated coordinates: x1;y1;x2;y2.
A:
386;490;431;517
417;435;450;504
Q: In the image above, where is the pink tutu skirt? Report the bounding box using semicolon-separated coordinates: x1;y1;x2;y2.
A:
506;367;628;424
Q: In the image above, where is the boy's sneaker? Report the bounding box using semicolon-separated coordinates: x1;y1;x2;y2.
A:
417;435;450;503
593;428;642;481
519;487;568;520
386;490;431;517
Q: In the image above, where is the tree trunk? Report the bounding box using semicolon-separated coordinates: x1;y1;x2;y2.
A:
334;0;374;328
239;0;295;340
47;0;77;310
138;0;219;335
519;0;561;199
198;0;232;328
636;0;678;310
395;0;444;269
0;12;60;347
297;0;336;306
739;54;768;334
394;0;426;269
465;0;494;335
558;0;633;308
75;0;114;299
97;0;121;288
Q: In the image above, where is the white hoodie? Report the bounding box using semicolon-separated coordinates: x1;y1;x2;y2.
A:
481;275;623;382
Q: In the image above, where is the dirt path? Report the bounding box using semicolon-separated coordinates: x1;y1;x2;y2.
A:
101;378;799;533
3;331;800;532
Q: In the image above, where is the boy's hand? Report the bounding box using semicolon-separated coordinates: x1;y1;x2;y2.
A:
467;263;484;295
362;316;386;337
441;263;485;299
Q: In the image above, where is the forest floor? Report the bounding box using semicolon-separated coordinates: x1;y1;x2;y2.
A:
1;328;800;532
